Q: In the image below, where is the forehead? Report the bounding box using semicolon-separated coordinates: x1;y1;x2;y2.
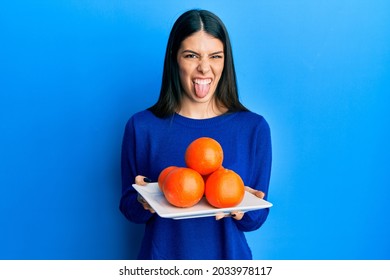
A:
179;30;224;51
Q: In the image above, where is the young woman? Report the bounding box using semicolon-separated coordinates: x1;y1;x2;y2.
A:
120;9;272;260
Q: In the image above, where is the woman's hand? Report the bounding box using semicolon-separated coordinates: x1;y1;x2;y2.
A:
215;186;265;221
135;175;155;213
215;211;245;220
245;186;265;199
135;175;152;186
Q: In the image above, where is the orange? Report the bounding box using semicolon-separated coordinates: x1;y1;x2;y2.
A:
163;167;205;208
202;165;224;184
185;137;224;176
205;168;245;208
157;166;178;191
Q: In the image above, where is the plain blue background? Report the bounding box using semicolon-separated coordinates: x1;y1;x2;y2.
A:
1;0;389;259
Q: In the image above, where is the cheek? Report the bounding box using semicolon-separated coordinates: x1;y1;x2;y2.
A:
178;69;193;94
178;69;189;86
215;66;224;82
218;63;225;76
179;67;193;86
213;63;224;78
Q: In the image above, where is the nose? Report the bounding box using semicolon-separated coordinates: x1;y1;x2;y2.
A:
197;58;210;74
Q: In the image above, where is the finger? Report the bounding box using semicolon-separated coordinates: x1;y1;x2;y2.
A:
215;212;243;220
137;194;146;204
144;204;155;213
137;195;156;213
135;175;149;186
230;211;244;220
244;186;265;199
254;191;265;199
215;212;226;220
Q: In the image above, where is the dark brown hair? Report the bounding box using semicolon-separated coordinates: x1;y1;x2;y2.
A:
149;9;248;118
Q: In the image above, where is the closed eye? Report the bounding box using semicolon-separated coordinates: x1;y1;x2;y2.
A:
184;53;198;58
180;50;224;59
181;50;199;59
210;51;224;59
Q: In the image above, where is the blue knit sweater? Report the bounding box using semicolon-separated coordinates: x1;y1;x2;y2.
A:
120;109;272;259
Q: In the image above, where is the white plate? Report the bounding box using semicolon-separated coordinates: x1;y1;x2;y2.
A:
132;183;273;219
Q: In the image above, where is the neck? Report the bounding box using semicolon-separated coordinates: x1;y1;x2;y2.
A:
177;99;227;119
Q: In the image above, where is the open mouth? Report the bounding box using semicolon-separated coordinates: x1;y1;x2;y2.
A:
193;78;212;98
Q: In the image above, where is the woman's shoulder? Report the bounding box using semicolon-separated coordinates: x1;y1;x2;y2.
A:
234;110;270;128
128;109;160;123
131;109;154;118
125;109;171;129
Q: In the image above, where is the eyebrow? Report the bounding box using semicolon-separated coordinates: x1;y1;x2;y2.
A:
181;50;224;56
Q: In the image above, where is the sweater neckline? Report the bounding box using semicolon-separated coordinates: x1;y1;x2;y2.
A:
171;112;238;128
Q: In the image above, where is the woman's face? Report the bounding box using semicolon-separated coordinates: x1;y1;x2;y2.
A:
177;31;224;105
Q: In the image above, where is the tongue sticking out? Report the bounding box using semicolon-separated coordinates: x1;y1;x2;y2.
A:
194;82;210;98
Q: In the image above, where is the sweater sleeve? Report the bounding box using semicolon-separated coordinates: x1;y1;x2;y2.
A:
119;117;154;224
235;117;272;232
